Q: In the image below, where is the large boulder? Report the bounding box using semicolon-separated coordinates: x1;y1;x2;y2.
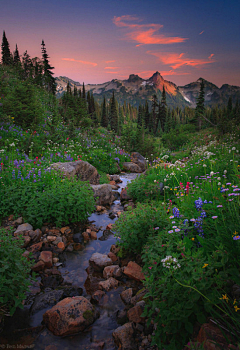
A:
131;152;147;172
122;162;142;173
43;296;98;336
90;184;115;206
123;261;145;282
51;160;99;184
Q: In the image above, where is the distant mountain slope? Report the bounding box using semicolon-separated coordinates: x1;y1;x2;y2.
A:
56;73;240;109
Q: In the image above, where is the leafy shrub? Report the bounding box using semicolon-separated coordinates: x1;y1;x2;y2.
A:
114;202;171;254
0;228;34;316
0;179;95;229
24;180;95;228
142;231;240;350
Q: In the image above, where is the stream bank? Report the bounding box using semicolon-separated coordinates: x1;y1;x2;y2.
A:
0;173;157;350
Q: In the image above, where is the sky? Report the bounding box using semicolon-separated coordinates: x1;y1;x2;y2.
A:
1;0;240;87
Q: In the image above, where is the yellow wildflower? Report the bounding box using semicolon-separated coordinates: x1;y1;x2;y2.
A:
191;238;195;241
220;294;229;303
234;305;240;312
202;263;208;268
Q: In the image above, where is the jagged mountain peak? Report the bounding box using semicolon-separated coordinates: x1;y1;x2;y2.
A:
127;74;143;83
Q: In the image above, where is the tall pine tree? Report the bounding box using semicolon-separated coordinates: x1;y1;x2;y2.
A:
13;44;21;65
1;31;11;65
41;40;56;94
109;91;118;132
194;79;205;131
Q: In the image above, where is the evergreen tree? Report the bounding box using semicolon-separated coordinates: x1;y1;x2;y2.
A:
1;31;11;65
158;85;167;133
151;94;158;133
194;79;205;130
13;44;20;65
144;101;150;129
109;91;118;132
101;96;108;128
41;40;56;94
22;50;32;79
82;82;86;99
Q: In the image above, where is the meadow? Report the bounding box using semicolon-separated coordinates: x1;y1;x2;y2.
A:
0;120;240;349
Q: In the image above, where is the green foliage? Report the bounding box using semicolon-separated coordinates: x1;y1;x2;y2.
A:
114;202;171;254
0;228;34;316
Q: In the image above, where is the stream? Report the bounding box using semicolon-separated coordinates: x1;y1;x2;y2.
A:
0;173;139;350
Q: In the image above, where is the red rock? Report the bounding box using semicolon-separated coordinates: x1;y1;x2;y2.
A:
39;251;53;268
108;252;118;263
43;296;97;336
82;232;90;241
89;231;97;240
89;253;112;272
22;236;31;248
60;226;70;234
127;301;145;323
57;241;65;250
73;243;84;251
31;260;45;272
91;290;106;304
112;322;136;350
120;188;131;201
110;244;120;254
123;261;145;282
48;228;60;235
28;242;43;253
109;180;116;185
106;223;113;230
197;322;234;350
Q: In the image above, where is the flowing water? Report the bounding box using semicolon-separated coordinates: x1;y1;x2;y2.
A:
0;173;139;350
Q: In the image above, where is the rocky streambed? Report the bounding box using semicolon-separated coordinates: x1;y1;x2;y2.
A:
0;173;158;350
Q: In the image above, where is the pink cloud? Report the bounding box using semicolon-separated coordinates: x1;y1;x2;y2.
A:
104;67;120;69
199;31;204;35
62;58;97;67
147;51;216;69
105;60;116;63
208;53;214;60
105;71;120;74
112;15;187;46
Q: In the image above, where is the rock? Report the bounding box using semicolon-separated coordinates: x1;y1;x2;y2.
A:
30;229;42;242
47;235;57;243
103;265;122;279
66;243;74;252
123;261;145;282
108;252;118;263
197;322;233;350
122;162;142;173
106;223;113;230
57;241;65;250
89;231;97;240
39;251;53;268
82;232;90;241
110;175;122;183
127;301;145;323
91;290;106;304
52;237;62;245
131;289;147;305
22;236;31;248
73;243;84;251
112;322;137;350
91;184;115;206
60;226;70;234
110;244;120;255
96;205;105;212
28;280;41;295
31;260;45;272
120;189;131;201
27;242;43;253
89;253;112;272
43;296;98;336
14;223;33;235
120;288;133;305
84;275;104;295
131;152;147;172
98;229;113;241
61;286;83;299
51;160;100;184
99;277;119;291
116;310;128;325
41;269;64;289
31;290;64;314
14;217;23;225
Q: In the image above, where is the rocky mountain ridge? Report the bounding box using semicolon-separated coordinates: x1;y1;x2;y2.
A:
56;72;240;109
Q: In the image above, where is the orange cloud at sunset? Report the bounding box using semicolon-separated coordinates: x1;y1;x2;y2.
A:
147;51;216;69
199;31;204;35
105;60;116;63
62;58;97;67
208;53;214;60
113;15;187;46
104;67;120;69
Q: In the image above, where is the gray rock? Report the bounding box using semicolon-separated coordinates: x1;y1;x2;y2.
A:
89;252;112;272
131;152;147;172
51;160;99;184
14;223;33;234
90;184;115;206
120;288;133;305
31;290;64;314
110;175;122;183
122;162;142;173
